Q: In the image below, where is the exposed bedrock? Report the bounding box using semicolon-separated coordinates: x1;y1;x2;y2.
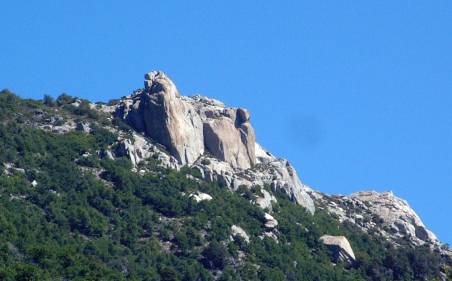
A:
115;71;315;214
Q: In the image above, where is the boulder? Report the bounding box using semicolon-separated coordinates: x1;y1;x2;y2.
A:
264;213;278;229
189;192;213;203
320;235;355;265
231;225;250;243
259;231;279;243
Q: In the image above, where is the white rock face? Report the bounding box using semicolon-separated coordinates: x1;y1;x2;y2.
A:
113;71;315;214
266;159;315;214
353;191;438;243
320;235;355;265
114;132;179;170
115;71;255;169
76;121;91;133
313;190;441;248
189;192;213;203
264;213;278;229
117;71;205;165
192;154;315;214
203;116;255;169
231;225;250;243
3;163;25;175
255;190;277;211
259;231;279;243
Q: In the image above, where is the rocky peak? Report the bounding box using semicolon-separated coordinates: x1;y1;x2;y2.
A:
115;71;256;169
113;71;315;214
350;191;438;243
144;71;179;97
312;190;444;251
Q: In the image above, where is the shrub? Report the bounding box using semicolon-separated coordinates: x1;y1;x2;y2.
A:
201;158;211;165
202;241;229;270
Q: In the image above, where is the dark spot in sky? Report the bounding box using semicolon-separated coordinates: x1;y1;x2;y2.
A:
286;113;324;148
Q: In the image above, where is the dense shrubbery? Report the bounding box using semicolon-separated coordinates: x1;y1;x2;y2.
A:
0;91;450;280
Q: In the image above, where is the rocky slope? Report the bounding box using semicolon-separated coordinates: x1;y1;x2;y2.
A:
108;71;447;255
39;70;448;254
311;190;451;255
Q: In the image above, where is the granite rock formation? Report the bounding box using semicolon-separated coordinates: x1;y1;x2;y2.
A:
114;71;315;214
312;190;445;251
320;235;356;266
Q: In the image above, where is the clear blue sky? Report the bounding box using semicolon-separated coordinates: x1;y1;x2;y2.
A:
1;1;451;244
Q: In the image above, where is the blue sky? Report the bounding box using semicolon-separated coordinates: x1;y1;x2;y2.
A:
1;1;451;243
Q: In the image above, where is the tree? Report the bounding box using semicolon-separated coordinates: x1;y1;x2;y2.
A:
160;267;180;281
43;95;55;107
56;93;75;106
202;241;229;270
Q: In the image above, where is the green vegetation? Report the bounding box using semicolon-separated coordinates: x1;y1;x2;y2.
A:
0;90;450;280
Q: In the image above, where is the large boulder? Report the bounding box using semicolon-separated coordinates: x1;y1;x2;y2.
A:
264;213;278;229
189;192;213;203
320;235;355;266
231;225;250;243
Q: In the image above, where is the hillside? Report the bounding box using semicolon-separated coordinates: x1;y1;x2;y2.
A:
0;72;451;281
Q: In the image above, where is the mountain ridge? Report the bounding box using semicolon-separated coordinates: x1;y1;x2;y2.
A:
0;72;451;280
29;70;449;252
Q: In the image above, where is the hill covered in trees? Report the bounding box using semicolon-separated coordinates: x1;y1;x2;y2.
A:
0;89;451;281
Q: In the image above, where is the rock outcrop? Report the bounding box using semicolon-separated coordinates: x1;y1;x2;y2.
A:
115;71;256;169
255;189;277;211
320;235;356;265
191;154;315;214
231;225;250;243
312;190;442;249
203;115;255;169
114;132;179;170
189;192;213;203
117;71;205;165
114;71;315;214
264;213;278;229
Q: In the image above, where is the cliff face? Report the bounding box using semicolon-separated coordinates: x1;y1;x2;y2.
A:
115;71;255;169
114;71;315;214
